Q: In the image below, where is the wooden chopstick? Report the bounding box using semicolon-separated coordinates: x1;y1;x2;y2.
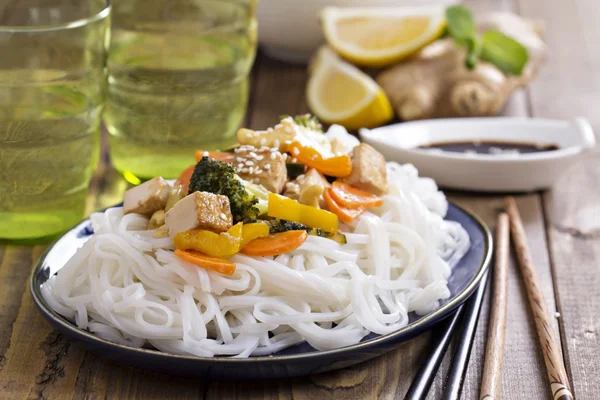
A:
441;268;490;400
479;213;510;400
504;197;574;400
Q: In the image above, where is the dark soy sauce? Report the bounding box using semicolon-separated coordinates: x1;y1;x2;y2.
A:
417;140;559;155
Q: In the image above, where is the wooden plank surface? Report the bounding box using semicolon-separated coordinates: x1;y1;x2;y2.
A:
1;0;599;398
518;0;600;396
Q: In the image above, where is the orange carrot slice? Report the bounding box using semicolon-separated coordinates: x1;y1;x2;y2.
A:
195;150;235;163
241;230;308;257
330;181;383;209
174;249;236;275
323;189;365;223
175;165;195;193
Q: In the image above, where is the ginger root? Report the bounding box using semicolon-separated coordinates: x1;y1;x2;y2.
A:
377;12;547;120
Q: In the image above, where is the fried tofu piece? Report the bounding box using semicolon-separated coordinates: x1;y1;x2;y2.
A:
165;191;232;237
234;146;287;193
123;177;170;216
342;143;389;195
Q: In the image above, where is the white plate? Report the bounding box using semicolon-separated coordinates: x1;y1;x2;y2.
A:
360;117;595;192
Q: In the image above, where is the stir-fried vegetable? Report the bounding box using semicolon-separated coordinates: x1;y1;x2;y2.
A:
329;181;383;209
241;230;308;256
286;163;307;179
176;165;195;193
189;157;259;223
174;249;236;275
323;190;366;223
268;219;310;234
286;141;352;177
165;183;186;212
195;150;235;163
148;210;165;230
241;179;269;216
241;222;270;247
173;223;243;258
309;228;347;245
268;193;338;232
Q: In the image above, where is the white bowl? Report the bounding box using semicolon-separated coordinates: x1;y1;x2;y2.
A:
359;117;595;192
257;0;459;64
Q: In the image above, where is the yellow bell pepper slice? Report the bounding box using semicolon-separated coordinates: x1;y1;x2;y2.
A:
241;222;270;248
173;223;243;258
267;193;338;233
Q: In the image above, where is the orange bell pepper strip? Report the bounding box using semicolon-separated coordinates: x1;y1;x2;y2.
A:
323;189;366;223
241;230;308;257
174;249;236;275
285;141;352;178
175;165;195;193
329;181;383;209
195;150;235;163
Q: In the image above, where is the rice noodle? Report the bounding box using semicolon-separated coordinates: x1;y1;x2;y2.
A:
42;162;470;357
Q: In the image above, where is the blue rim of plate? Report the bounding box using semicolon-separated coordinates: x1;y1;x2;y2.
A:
30;202;492;365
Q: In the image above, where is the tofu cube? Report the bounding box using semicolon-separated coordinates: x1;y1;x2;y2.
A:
123;177;170;216
165;191;232;237
342;143;389;195
234;146;287;193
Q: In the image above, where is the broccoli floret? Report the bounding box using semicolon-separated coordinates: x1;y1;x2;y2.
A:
279;114;323;132
189;156;259;223
268;219;310;234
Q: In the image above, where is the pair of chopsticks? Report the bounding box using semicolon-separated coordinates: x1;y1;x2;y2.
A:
406;197;574;400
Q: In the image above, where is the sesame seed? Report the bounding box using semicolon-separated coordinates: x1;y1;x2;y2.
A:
245;160;254;166
219;213;227;220
284;140;292;145
248;167;254;174
237;163;244;169
255;155;264;160
236;157;244;162
267;127;274;132
255;169;262;174
273;139;280;148
296;174;305;180
249;151;257;158
270;153;277;160
259;138;267;146
241;168;249;173
264;164;271;170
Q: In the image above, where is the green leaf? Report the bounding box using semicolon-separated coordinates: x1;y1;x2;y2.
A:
445;5;477;44
480;30;529;75
464;37;482;69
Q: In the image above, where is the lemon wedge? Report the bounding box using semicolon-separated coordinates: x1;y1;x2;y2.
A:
307;47;393;130
321;6;446;67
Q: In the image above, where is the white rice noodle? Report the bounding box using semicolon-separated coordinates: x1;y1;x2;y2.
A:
43;162;470;357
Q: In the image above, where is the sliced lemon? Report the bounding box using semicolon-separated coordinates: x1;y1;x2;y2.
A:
321;6;446;67
307;47;393;131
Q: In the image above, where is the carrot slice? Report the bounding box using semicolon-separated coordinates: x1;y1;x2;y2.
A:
330;181;383;209
241;230;308;256
174;249;236;275
323;189;365;223
195;150;235;163
175;165;195;193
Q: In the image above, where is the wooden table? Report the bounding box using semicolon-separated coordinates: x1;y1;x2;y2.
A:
1;0;599;398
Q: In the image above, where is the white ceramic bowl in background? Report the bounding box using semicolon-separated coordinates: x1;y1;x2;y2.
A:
359;118;596;192
257;0;460;64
